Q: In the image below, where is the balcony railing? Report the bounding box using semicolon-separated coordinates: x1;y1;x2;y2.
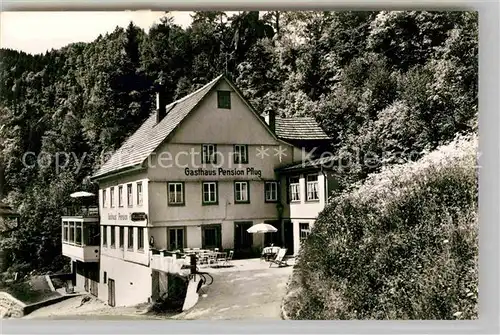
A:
149;249;187;274
62;206;99;218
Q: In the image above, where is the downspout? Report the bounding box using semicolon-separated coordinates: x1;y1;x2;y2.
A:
320;165;328;206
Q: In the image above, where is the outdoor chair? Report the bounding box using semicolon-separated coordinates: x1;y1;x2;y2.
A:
269;248;289;268
222;250;234;267
207;252;218;267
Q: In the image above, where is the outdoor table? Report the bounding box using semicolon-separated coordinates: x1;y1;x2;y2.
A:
262;246;280;261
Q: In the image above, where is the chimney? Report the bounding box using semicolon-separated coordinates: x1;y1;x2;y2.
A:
156;87;167;124
268;109;276;133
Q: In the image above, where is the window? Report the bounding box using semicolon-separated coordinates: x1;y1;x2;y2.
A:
69;222;75;243
127;227;134;250
119;227;124;248
102;189;107;208
110;226;116;248
168;182;185;205
127;184;133;207
63;222;69;242
87;224;100;246
138;228;144;251
110;187;115;208
137;182;143;206
234;181;249;203
168;227;185;251
75;222;83;245
306;174;319;201
202;225;221;250
300;223;310;240
217;90;231;109
202;182;218;204
265;181;279;202
289;177;300;202
102;226;107;247
202;144;217;164
233;144;248;164
103;271;107;284
118;186;123;207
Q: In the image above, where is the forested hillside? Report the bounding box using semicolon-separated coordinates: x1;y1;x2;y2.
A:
0;11;477;273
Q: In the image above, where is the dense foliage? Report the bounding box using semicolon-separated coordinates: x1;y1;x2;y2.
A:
0;11;477;275
285;134;478;319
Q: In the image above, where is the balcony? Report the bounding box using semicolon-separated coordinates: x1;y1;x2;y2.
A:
62;243;100;262
149;250;187;274
62;206;99;220
62;220;100;262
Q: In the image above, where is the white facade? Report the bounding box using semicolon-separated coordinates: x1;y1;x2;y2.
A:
63;76;335;307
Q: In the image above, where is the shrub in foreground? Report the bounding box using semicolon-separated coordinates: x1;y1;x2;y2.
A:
286;134;478;320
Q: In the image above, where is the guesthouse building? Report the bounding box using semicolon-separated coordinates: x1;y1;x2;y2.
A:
61;74;338;306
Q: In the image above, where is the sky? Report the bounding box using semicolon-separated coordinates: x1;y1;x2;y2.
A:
0;11;201;55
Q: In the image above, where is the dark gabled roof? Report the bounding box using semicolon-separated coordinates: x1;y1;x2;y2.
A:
275;117;331;141
92;75;223;179
276;155;337;173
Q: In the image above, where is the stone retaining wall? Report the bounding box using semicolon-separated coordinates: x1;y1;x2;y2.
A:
0;291;26;318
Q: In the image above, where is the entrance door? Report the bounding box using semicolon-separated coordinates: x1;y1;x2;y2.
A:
167;227;186;251
283;220;294;255
202;224;222;250
234;221;253;255
108;279;116;307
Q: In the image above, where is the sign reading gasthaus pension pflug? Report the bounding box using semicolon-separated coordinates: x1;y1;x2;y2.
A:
184;167;262;177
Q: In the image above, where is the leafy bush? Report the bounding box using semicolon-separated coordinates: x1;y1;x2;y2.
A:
287;134;478;320
0;280;58;304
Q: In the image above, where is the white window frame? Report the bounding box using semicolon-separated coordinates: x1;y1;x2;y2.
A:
234;144;248;164
202;144;217;164
110;226;116;248
306;174;319;201
110;187;115;208
300;222;310;240
118;185;124;207
265;181;278;202
289;177;300;202
119;226;124;249
138;227;144;251
234;181;249;203
63;222;69;242
127;184;133;207
127;227;134;251
202;182;218;204
136;182;143;206
168;182;184;205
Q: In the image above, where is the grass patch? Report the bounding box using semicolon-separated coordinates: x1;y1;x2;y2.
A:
0;280;59;304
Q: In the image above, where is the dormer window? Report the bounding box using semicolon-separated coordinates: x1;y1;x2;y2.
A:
217;91;231;109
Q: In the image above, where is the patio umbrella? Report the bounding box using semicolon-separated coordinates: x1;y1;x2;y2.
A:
70;191;95;198
247;223;278;248
246;223;278;233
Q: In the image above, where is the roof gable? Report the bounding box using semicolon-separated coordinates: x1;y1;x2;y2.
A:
92;75;222;179
92;75;289;180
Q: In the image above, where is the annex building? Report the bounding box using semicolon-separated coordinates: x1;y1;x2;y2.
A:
61;74;338;307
